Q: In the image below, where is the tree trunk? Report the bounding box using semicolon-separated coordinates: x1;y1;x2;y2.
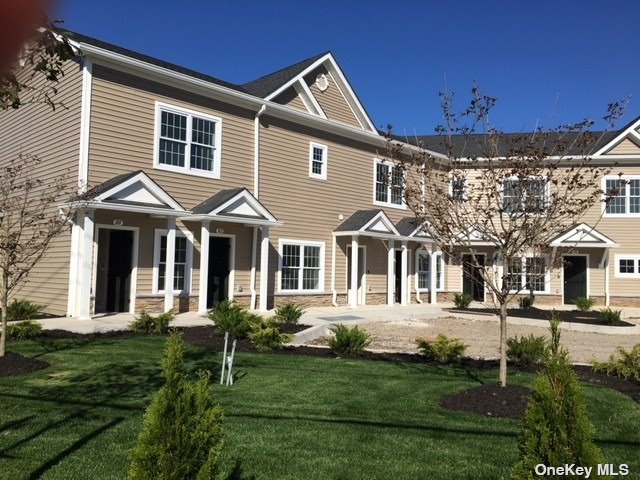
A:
220;331;229;385
0;274;7;357
499;303;508;387
226;339;237;386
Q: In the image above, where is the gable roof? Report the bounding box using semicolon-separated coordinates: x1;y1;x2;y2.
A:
335;210;400;237
191;188;280;226
549;223;618;248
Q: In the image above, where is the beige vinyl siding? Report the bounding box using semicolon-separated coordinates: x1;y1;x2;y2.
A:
273;87;308;113
305;66;362;129
0;59;83;314
89;66;255;208
606;137;640;155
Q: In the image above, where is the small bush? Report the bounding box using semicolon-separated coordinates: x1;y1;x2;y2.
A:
7;320;43;340
248;317;292;353
416;334;468;363
453;292;473;309
518;296;535;309
7;299;46;321
574;297;594;312
329;324;371;357
274;303;305;325
592;344;640;382
599;307;622;326
507;334;548;367
130;310;174;334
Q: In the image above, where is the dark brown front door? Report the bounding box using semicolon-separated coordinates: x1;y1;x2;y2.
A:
462;254;485;302
563;255;587;305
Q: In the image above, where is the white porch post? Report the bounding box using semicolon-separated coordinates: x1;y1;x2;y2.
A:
604;248;610;306
78;209;94;320
349;235;359;308
198;221;210;315
249;227;258;310
67;213;82;316
164;218;176;312
259;226;269;311
400;241;408;306
387;239;395;306
429;248;438;305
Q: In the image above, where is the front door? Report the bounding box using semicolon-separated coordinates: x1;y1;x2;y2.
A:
395;250;402;303
563;255;587;305
207;237;231;308
462;254;485;302
347;246;366;305
105;230;133;312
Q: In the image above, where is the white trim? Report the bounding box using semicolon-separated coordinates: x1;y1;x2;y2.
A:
327;71;365;130
373;159;407;210
309;142;328;180
500;176;548;215
346;244;367;306
561;254;590;304
153;101;222;179
259;227;270;311
460;253;488;303
601;175;640;218
415;249;444;292
152;228;194;295
593;118;640;156
278;238;326;294
205;189;278;223
78;58;92;192
296;80;327;119
613;254;640;278
549;222;618;248
66;221;82;316
504;255;552;295
198;221;210;315
209;232;236;303
361;210;401;236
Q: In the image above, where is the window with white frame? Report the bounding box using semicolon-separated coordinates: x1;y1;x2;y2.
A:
416;250;444;291
155;103;221;177
374;160;404;207
604;177;640;215
451;177;466;202
504;256;548;293
280;241;324;292
309;143;327;179
502;178;546;214
615;255;640;278
154;230;193;293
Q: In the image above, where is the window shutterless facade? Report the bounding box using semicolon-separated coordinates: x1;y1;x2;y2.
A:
415;250;444;291
374;159;405;208
153;229;193;293
309;142;328;179
603;176;640;216
154;102;222;178
614;255;640;278
505;256;548;293
279;240;325;292
502;178;546;214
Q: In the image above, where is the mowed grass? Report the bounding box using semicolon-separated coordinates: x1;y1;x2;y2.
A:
0;336;639;480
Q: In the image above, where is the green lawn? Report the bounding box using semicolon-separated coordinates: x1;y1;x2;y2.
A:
1;336;639;480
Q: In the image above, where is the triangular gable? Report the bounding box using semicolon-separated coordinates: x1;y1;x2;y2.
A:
362;211;400;236
549;223;618;248
202;189;278;223
594;116;640;156
454;225;496;246
93;171;185;211
605;136;640;155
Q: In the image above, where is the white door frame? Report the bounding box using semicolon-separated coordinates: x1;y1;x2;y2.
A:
208;233;236;303
346;245;367;305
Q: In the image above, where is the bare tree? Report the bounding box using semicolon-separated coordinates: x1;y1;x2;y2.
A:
0;154;74;356
386;87;626;386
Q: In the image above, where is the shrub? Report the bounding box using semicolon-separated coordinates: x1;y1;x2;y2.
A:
329;324;371;357
7;299;46;321
453;292;473;309
129;332;224;480
511;314;606;479
248;316;292;353
574;297;594;312
592;344;640;382
507;334;548;367
518;296;535;309
7;320;42;339
599;307;622;326
415;334;467;363
130;310;174;334
274;303;305;325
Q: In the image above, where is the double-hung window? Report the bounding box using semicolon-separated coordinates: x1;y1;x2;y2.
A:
451;177;466;202
309;143;328;179
416;250;443;291
504;256;547;293
280;241;324;292
615;255;640;278
502;178;546;214
154;229;193;293
155;103;222;178
374;160;405;207
604;176;640;215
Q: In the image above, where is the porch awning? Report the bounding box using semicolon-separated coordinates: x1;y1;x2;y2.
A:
395;217;435;242
549;223;619;248
334;209;401;239
187;188;281;227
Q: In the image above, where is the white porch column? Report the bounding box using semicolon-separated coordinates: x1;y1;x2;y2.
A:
198;221;211;315
349;235;359;308
387;240;395;306
429;249;438;305
67;213;82;316
604;249;610;307
400;241;408;306
78;209;95;320
164;218;176;312
259;226;269;311
249;227;258;310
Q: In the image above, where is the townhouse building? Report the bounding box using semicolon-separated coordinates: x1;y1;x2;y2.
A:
1;31;640;319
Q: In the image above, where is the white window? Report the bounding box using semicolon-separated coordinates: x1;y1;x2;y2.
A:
502;178;546;214
603;176;640;216
415;250;444;291
504;256;548;293
450;177;466;202
309;143;328;179
154;102;222;178
374;160;405;208
153;229;193;293
615;255;640;278
279;240;325;292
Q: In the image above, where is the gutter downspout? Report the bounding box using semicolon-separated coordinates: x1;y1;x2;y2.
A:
249;105;266;310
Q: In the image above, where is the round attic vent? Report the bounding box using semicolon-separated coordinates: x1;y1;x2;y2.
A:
315;73;329;92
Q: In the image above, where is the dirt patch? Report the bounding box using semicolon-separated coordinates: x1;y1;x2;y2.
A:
440;383;531;419
0;351;50;377
447;307;635;327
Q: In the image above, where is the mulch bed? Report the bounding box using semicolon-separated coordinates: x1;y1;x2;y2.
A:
0;351;50;377
440;383;532;420
447;307;635;327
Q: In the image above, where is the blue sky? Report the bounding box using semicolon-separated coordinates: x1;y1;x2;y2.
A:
53;0;639;134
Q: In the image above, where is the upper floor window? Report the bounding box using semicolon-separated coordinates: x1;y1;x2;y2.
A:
604;177;640;215
155;103;222;178
374;160;405;208
451;177;466;202
502;178;546;214
309;143;328;180
279;240;325;292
